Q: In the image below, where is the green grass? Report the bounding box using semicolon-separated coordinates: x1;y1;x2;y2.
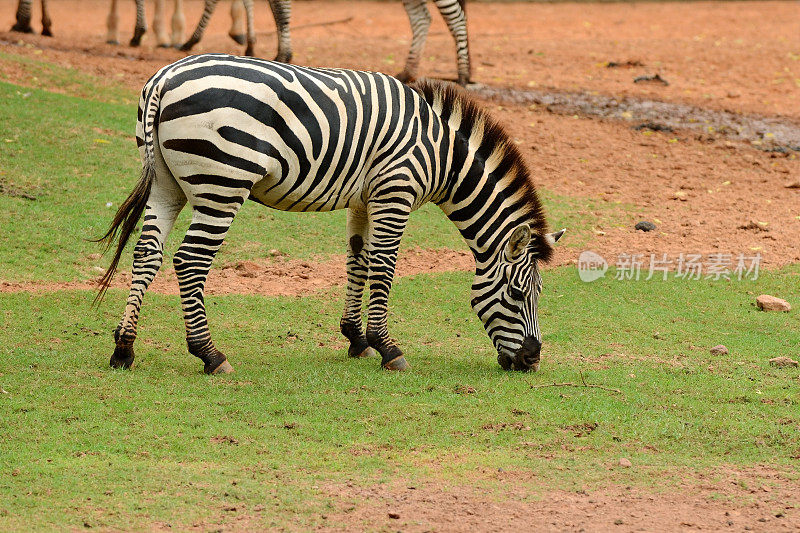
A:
0;76;621;283
1;267;798;529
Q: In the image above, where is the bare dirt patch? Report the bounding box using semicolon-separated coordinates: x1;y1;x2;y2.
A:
0;248;474;296
316;467;800;532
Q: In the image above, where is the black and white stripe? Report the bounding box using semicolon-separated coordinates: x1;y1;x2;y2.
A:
11;0;51;36
98;54;562;375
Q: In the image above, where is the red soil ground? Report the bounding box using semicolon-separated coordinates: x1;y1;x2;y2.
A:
1;1;799;528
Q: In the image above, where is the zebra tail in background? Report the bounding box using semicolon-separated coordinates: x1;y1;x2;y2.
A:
94;80;162;302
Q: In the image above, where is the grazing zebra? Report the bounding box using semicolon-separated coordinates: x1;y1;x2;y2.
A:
180;0;471;85
98;54;562;375
11;0;51;36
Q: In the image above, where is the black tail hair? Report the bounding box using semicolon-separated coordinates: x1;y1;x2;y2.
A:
92;164;154;304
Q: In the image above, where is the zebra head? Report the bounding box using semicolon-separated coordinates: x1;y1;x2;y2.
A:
471;225;565;372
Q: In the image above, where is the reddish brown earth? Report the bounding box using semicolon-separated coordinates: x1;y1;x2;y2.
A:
316;468;800;532
2;1;800;527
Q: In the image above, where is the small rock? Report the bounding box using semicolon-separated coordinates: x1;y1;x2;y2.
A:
710;345;729;356
86;253;102;261
619;458;632;468
784;180;800;189
388;512;400;519
673;191;687;201
739;220;769;232
756;294;791;312
268;249;283;257
769;357;799;368
635;221;656;232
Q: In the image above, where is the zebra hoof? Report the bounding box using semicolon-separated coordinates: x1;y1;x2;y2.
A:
157;43;171;48
41;29;53;37
11;24;34;34
382;356;410;371
351;347;377;359
110;345;135;370
229;32;246;45
106;39;120;45
206;359;234;375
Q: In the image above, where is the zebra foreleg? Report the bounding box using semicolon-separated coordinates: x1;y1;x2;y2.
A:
11;0;34;33
340;208;376;359
180;0;220;53
173;204;245;374
130;0;148;47
267;0;292;62
364;195;412;371
397;0;431;83
111;165;186;369
433;0;471;85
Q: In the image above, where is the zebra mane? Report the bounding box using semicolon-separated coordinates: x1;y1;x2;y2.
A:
410;79;553;262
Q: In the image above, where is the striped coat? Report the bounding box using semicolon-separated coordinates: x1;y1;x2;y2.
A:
99;54;562;375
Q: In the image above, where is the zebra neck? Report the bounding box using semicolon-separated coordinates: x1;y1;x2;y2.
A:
437;141;531;271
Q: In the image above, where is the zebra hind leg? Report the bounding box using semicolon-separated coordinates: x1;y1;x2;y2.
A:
173;202;247;375
397;0;430;83
40;0;52;36
228;0;246;44
340;208;377;359
111;156;186;369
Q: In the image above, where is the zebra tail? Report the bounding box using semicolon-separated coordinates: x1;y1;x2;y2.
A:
93;163;155;304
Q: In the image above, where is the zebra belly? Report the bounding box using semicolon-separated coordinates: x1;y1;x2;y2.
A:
249;169;365;213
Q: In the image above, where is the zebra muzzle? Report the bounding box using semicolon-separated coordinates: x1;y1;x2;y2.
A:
497;337;542;372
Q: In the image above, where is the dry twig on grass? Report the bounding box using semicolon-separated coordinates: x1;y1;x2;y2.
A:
257;17;353;37
527;371;623;396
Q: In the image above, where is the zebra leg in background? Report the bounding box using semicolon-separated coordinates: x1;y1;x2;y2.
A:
396;0;431;83
40;0;52;36
106;0;121;44
267;0;292;62
12;0;34;33
111;142;187;369
130;0;148;47
340;208;377;359
180;0;220;53
153;0;172;47
171;0;186;47
173;202;247;375
364;191;413;371
433;0;470;85
228;0;246;44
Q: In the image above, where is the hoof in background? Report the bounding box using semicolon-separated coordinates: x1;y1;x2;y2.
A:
206;360;234;375
382;356;410;371
229;32;246;45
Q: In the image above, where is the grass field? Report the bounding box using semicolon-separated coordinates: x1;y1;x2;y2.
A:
1;53;799;530
2;268;799;529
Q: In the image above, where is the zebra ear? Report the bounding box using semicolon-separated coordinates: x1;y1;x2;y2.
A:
504;224;532;262
545;228;566;245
